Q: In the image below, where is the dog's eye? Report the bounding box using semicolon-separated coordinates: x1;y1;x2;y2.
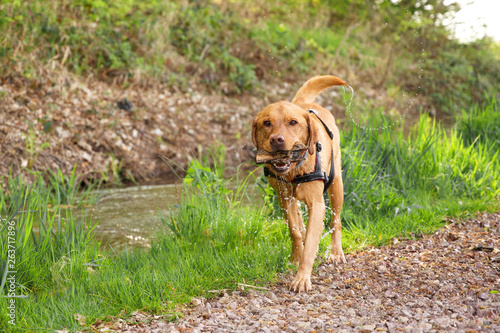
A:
289;120;298;125
263;120;271;127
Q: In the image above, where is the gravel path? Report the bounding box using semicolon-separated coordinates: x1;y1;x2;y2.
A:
93;212;500;332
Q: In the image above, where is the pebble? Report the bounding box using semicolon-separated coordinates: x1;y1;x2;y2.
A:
433;316;450;328
96;213;500;333
418;322;432;332
478;292;489;300
360;324;376;332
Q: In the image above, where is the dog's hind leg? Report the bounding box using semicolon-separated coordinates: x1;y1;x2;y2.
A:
327;172;346;264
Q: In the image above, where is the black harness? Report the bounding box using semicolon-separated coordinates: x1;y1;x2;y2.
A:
263;109;335;193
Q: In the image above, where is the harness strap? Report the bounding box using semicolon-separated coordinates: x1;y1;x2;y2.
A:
263;109;335;193
293;142;328;183
308;109;334;140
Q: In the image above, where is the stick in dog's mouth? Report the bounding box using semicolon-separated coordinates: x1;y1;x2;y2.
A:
255;143;308;166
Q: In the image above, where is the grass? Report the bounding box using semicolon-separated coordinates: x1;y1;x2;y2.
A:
2;0;499;110
458;96;500;149
1;98;500;331
0;163;291;331
0;169;100;290
333;99;500;249
0;170;102;330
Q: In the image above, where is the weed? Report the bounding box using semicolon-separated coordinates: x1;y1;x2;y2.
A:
22;127;50;169
98;153;124;186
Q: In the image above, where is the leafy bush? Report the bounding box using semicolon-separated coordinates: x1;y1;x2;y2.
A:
2;0;498;108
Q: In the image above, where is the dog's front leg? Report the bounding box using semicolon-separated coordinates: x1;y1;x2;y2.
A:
270;179;306;264
276;190;305;264
290;191;325;292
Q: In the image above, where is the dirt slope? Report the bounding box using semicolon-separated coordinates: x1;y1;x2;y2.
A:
0;74;266;184
0;73;353;185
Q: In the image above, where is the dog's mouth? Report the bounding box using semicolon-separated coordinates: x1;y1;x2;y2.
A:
271;161;292;173
255;142;307;175
255;143;307;164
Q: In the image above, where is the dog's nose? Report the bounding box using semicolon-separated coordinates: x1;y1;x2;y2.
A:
270;134;285;149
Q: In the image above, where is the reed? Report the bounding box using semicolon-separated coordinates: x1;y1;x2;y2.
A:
0;170;101;331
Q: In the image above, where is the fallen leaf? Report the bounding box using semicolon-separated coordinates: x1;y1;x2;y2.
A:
74;313;86;326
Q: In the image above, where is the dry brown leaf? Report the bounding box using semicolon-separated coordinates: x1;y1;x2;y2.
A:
73;313;86;326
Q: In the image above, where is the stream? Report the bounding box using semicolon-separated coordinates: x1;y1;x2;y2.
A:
85;183;182;251
85;180;261;251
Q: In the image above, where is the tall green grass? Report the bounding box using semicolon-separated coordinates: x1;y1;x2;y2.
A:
458;97;500;149
0;171;101;331
0;170;100;292
334;110;499;250
0;163;290;331
1;99;499;331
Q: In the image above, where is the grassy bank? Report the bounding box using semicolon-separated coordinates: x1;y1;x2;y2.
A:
337;106;500;251
0;164;291;331
2;0;500;188
1;98;500;331
1;0;499;107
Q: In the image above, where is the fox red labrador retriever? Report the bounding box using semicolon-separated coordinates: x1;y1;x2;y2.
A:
252;75;348;292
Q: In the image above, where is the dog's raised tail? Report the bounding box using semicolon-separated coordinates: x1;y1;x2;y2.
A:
292;75;348;105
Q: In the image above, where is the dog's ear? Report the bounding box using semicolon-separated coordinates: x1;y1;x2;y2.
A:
305;113;317;155
251;117;259;148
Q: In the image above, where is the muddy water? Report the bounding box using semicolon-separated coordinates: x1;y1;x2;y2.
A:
86;184;182;251
86;181;261;251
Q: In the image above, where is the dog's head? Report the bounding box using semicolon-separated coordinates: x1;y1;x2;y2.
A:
252;101;317;174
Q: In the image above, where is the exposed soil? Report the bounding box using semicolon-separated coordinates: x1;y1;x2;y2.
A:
0;71;414;186
0;73;267;185
90;211;500;332
1;72;350;185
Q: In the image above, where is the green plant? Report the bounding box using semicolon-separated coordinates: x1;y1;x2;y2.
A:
43;165;101;207
22;128;49;169
170;4;261;93
256;174;281;219
0;157;290;331
99;153;124;185
0;175;99;297
458;97;500;149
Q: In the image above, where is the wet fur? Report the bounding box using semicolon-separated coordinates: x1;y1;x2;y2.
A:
252;75;348;292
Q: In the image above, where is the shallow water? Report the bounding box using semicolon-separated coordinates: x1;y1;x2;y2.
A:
86;180;260;251
86;183;182;251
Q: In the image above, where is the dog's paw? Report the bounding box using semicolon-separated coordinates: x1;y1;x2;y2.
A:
290;272;312;292
328;251;346;265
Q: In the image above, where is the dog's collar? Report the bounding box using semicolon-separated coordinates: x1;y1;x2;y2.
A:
263;109;335;193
